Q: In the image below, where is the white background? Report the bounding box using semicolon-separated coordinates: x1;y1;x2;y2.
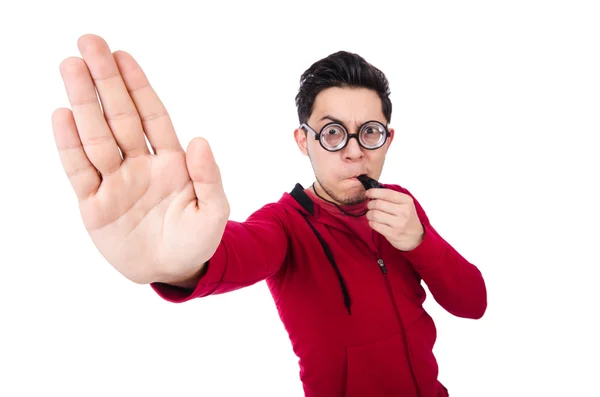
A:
1;1;599;396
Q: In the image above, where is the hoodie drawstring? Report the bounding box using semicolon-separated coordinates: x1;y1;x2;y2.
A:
297;210;352;315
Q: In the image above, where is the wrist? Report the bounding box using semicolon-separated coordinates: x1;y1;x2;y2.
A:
152;262;207;289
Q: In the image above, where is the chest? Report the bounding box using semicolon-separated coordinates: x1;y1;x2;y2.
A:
280;219;427;316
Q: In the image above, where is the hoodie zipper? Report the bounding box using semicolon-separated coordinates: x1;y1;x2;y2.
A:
296;201;423;396
377;258;422;397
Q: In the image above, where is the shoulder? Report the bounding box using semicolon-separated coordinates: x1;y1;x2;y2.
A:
242;197;304;231
245;201;292;221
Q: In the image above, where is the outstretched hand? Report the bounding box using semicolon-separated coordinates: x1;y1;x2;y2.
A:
52;34;230;284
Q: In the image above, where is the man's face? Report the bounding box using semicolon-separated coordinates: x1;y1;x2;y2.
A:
294;86;394;205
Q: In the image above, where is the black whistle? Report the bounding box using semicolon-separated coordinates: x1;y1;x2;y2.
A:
357;174;384;190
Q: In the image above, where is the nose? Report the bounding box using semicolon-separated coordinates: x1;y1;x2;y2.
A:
343;136;364;161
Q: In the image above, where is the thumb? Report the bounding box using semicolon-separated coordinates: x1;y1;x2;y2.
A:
185;137;228;208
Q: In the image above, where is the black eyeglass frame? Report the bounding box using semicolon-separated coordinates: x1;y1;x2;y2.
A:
300;120;391;152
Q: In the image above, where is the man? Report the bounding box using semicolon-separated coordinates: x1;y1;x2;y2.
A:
52;34;487;397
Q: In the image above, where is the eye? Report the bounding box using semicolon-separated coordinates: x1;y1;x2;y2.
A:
360;122;386;147
320;124;346;149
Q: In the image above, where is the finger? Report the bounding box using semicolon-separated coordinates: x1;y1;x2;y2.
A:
59;56;122;175
367;198;400;216
113;50;183;153
368;219;394;236
366;188;412;204
186;137;226;207
366;209;397;228
77;34;150;158
52;107;101;200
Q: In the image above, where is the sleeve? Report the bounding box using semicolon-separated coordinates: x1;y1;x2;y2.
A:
149;203;290;303
390;185;487;319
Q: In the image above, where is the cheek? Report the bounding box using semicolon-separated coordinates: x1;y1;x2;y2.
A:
310;148;332;169
367;152;386;168
312;152;343;183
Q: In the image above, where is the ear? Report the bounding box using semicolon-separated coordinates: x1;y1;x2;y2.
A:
294;127;309;156
387;127;395;148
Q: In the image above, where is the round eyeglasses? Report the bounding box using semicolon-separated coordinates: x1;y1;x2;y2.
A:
300;120;391;152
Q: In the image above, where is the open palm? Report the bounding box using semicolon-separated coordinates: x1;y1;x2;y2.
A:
52;34;230;284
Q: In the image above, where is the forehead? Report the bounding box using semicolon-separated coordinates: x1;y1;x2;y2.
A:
310;86;385;126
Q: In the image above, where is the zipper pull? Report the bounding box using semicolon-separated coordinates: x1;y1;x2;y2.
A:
377;259;387;274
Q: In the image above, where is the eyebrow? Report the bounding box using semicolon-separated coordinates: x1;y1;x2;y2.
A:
319;114;345;124
319;115;355;129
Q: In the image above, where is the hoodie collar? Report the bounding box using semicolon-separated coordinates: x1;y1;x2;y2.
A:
287;183;372;234
290;183;315;215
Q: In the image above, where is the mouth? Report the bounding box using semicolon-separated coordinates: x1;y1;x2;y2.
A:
344;176;364;186
347;173;368;180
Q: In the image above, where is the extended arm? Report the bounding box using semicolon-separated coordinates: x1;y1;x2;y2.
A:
151;203;290;303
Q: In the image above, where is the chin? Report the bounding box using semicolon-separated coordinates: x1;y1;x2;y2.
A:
317;177;366;205
342;193;367;206
337;185;367;205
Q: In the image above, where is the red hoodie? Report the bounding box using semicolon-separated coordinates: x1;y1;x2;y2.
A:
151;182;487;397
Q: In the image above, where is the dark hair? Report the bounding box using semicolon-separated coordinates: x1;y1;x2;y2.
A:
295;51;392;125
